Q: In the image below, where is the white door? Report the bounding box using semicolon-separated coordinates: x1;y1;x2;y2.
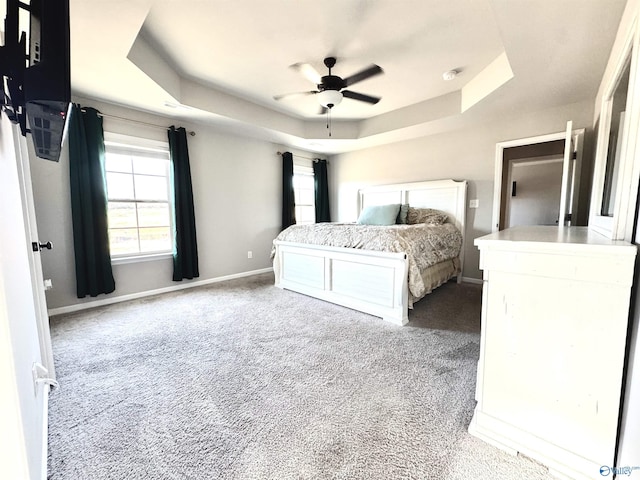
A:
13;120;56;379
558;120;574;226
0;115;54;479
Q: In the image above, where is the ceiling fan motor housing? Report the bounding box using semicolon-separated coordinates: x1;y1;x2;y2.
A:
320;75;345;92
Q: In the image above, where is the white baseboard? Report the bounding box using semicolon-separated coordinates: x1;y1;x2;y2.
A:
462;276;483;285
48;268;274;316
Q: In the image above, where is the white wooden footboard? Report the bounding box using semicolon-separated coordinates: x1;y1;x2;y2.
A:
273;241;410;325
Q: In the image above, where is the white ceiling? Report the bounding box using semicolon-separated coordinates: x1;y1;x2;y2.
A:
69;0;627;154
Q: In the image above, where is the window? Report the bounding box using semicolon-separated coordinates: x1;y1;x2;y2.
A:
293;165;315;224
104;135;173;259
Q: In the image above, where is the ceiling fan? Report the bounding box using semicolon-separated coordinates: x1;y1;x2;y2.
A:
274;57;384;114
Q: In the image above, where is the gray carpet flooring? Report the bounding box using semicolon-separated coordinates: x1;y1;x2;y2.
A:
47;272;554;479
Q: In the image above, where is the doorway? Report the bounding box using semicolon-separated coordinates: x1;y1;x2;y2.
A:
492;123;585;231
501;141;565;229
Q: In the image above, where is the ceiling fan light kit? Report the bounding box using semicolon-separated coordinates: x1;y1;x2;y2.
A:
317;89;343;108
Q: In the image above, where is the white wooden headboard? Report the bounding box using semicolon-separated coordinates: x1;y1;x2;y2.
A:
358;179;468;274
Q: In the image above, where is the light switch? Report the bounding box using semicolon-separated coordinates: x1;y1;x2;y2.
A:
469;199;479;208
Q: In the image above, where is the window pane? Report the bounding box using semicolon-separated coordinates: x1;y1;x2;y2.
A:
293;174;313;189
134;175;168;201
296;205;315;224
297;188;314;205
106;172;134;200
133;157;169;176
105;153;132;173
108;202;137;228
139;227;172;252
299;175;314;188
108;228;139;255
137;203;170;227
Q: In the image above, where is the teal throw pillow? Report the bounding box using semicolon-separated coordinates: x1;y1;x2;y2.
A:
357;204;401;226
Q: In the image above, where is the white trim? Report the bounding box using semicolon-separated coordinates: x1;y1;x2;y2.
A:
462;276;483;285
558;121;574;227
111;252;173;265
48;268;273;316
618;17;640;242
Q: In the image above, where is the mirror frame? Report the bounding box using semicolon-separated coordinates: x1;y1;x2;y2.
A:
590;18;640;240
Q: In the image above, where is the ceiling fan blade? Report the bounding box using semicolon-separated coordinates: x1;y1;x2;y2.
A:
273;91;318;101
291;63;322;85
343;64;383;87
342;90;381;104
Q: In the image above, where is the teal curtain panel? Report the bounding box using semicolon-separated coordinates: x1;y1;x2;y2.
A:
68;104;115;298
168;126;199;281
313;159;331;223
281;151;296;230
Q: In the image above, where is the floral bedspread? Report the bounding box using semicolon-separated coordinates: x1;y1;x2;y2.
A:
272;223;462;298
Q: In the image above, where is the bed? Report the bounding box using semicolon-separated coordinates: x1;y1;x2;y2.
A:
272;179;467;325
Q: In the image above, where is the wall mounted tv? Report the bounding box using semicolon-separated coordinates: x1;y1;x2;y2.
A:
0;0;71;162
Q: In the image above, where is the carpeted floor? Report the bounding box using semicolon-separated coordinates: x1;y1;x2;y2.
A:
47;272;554;480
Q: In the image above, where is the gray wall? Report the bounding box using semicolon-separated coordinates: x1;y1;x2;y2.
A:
328;99;595;280
30;99;292;310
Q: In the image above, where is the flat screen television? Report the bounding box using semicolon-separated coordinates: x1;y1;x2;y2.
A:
1;0;71;162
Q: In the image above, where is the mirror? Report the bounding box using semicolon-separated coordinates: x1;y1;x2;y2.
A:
601;55;631;217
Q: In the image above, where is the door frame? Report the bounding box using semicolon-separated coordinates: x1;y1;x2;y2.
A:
492;125;585;232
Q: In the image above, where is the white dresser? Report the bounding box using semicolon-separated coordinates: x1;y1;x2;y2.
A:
469;226;636;479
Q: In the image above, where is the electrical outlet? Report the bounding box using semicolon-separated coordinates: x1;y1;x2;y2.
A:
247;251;253;259
469;199;479;208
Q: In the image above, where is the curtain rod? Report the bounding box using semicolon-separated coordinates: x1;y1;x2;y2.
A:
276;151;326;161
80;109;196;136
